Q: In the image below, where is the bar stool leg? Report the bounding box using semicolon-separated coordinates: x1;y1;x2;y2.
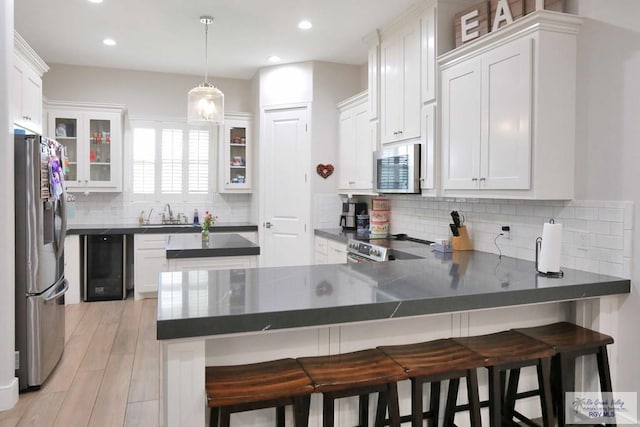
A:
557;352;575;426
294;395;312;427
410;379;423;427
219;408;231;427
374;390;387;426
209;407;219;427
386;383;401;427
537;357;555;427
504;368;521;423
466;369;482;427
276;406;286;427
323;395;335;427
359;394;370;427
487;366;502;427
597;346;617;427
428;381;441;427
443;378;460;426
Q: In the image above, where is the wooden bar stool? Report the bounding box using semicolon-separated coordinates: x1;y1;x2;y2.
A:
378;338;486;427
297;349;407;427
513;322;615;426
206;358;314;427
453;331;556;427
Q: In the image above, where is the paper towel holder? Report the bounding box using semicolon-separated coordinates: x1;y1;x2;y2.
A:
535;235;564;278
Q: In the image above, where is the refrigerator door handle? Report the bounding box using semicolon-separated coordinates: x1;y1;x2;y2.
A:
54;195;68;260
43;278;69;302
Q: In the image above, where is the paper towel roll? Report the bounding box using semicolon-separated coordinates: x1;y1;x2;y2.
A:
538;222;563;273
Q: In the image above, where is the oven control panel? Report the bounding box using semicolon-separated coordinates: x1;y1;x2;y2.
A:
347;239;389;262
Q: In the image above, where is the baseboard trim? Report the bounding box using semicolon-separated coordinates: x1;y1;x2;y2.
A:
0;377;19;411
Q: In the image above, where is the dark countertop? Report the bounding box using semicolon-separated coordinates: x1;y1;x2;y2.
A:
157;248;631;340
67;222;258;235
166;233;260;259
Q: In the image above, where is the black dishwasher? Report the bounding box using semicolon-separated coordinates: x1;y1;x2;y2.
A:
83;234;131;301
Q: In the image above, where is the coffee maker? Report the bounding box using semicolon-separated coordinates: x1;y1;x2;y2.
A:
340;202;368;230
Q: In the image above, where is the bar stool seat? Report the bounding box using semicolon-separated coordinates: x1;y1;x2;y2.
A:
379;338;486;426
453;331;557;427
298;349;408;427
513;322;615;426
206;358;314;427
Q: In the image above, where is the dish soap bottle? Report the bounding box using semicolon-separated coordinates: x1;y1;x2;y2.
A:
193;209;199;225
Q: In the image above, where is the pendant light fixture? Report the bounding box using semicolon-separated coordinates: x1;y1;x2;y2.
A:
188;16;224;124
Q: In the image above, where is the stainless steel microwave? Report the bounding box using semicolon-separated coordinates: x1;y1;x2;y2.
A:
373;143;421;194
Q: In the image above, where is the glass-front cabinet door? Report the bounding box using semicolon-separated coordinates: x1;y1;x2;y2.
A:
219;114;251;193
47;105;123;192
52;113;80;183
87;116;113;186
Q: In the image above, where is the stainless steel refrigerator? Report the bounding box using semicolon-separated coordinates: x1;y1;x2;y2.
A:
14;134;68;391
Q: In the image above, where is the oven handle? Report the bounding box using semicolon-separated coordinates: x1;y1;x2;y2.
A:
347;253;369;264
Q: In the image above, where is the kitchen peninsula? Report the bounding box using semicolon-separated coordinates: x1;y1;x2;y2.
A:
157;249;630;426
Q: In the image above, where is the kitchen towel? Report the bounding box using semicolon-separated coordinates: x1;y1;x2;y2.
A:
538;221;563;273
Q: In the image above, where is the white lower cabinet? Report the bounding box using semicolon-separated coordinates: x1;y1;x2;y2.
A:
134;232;259;299
315;236;347;265
168;256;257;272
314;236;329;265
134;234;170;299
64;235;81;305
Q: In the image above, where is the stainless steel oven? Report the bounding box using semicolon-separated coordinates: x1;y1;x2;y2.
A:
346;239;426;263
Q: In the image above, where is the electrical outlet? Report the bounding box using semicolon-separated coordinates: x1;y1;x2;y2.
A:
576;231;590;249
501;225;511;239
15;351;19;370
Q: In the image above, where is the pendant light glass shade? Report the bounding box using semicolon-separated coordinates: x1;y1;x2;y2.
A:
188;83;224;124
188;16;224;125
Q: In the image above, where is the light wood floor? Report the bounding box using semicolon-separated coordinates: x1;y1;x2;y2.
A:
0;297;160;427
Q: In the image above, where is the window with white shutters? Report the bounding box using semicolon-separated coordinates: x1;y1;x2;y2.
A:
161;129;183;194
131;121;212;199
188;130;209;194
132;128;155;194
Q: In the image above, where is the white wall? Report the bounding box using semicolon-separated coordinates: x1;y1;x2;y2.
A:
566;0;640;399
0;0;18;412
43;63;252;118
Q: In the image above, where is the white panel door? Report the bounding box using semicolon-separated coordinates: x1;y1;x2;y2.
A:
481;37;532;189
262;107;311;267
441;59;482;190
401;22;421;141
352;101;373;189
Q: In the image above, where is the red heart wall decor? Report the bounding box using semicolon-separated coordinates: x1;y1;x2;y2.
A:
316;164;334;179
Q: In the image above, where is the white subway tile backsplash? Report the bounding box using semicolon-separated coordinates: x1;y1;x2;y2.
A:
384;196;632;278
575;207;598;220
599;207;624;222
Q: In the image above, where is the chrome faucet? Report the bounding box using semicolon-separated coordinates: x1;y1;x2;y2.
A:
165;203;173;220
146;207;154;223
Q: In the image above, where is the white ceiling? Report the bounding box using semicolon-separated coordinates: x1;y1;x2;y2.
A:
15;0;417;80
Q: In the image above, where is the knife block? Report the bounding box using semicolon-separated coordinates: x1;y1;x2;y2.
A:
452;226;473;251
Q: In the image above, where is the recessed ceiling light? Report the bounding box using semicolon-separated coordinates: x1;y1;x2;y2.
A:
268;55;281;63
298;20;312;30
103;38;117;46
88;0;103;3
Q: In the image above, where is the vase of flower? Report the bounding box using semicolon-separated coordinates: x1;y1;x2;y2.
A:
201;210;216;246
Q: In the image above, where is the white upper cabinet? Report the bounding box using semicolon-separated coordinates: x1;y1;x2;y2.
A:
380;18;421;145
440;11;582;199
219;113;252;193
442;38;531;190
46;102;124;192
12;32;49;134
338;92;376;194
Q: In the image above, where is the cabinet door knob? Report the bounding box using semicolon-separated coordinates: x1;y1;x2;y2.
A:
480;177;486;181
472;177;478;181
398;130;403;134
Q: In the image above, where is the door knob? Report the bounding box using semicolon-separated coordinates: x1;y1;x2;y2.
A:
264;222;273;229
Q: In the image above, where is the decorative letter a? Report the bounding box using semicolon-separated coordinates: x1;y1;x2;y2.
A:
492;0;514;32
